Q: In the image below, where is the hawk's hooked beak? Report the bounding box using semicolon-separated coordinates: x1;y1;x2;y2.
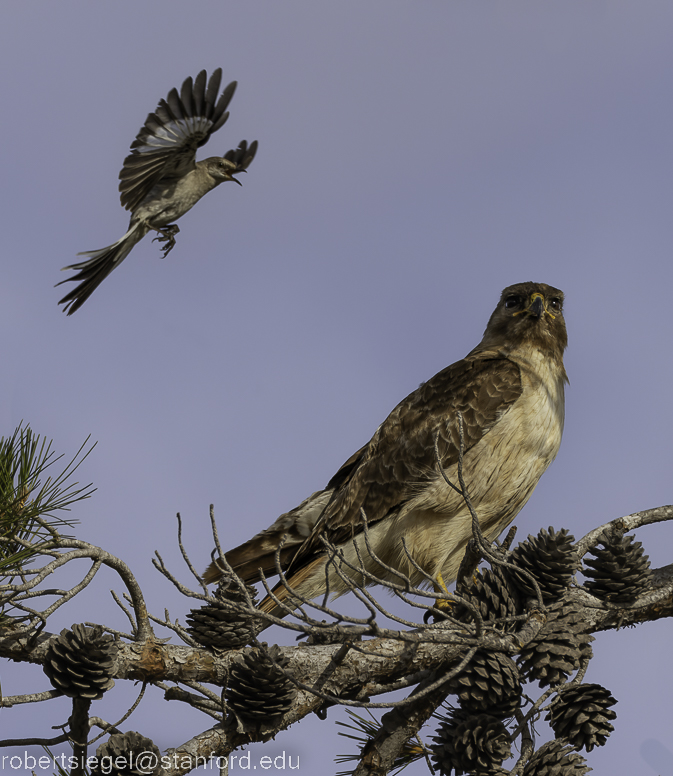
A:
513;292;549;319
527;293;545;319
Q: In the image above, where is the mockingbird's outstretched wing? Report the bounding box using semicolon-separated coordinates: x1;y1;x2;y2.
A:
119;69;236;212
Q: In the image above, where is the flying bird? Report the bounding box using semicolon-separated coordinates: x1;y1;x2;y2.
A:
205;282;568;617
58;69;258;314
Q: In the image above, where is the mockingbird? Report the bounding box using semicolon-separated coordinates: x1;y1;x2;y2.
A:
204;282;568;618
58;69;257;314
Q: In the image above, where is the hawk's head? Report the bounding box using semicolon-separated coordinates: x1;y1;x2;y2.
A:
480;282;567;363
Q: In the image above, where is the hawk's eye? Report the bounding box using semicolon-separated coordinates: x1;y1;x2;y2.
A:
549;297;562;313
504;295;521;310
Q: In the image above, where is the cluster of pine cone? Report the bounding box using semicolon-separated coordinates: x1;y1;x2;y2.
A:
41;522;646;772
185;577;297;723
431;524;641;775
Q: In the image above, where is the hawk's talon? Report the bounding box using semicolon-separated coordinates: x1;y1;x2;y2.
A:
423;595;454;624
423;572;454;623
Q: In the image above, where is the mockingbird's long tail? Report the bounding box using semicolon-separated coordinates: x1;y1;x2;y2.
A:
57;221;148;315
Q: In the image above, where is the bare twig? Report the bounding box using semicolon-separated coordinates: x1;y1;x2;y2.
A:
0;733;69;747
176;513;209;594
0;689;62;707
576;505;673;557
2;539;153;641
87;682;148;745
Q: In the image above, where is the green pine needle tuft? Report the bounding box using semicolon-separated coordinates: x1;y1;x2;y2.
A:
0;423;96;581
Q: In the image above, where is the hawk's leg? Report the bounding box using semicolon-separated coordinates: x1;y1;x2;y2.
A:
152;224;180;258
433;571;452;611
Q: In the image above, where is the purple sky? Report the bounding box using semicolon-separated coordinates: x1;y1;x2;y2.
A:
2;2;673;773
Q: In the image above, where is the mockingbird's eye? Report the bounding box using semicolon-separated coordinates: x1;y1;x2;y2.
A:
504;295;522;309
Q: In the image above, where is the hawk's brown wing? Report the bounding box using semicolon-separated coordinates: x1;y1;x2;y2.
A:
298;352;523;560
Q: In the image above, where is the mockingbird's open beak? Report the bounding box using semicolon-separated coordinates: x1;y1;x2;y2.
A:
229;170;246;186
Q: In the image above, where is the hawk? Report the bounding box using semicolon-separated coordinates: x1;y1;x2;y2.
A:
205;282;568;617
58;69;258;314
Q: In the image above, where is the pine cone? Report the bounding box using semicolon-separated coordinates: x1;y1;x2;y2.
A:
510;527;578;601
432;710;510;776
448;650;522;717
547;682;617;752
519;601;594;688
452;714;511;774
583;531;651;603
454;566;521;632
431;708;468;776
92;731;162;776
186;578;260;649
226;643;297;721
522;739;590;776
43;623;117;700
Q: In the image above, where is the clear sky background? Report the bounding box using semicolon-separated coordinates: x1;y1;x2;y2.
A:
2;2;673;774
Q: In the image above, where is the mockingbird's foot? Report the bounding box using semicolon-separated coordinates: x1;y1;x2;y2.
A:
152;224;180;258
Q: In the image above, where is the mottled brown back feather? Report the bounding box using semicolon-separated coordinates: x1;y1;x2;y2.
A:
297;353;522;563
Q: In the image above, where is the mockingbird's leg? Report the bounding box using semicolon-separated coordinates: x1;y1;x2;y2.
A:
152;224;180;258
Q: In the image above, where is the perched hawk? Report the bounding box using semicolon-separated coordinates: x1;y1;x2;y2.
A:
205;282;568;617
58;69;258;314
